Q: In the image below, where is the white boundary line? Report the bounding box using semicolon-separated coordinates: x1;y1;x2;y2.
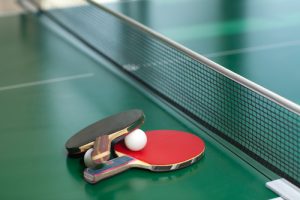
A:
0;73;94;92
266;178;300;200
205;40;300;58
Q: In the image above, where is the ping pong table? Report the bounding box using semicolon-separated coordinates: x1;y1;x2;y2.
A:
0;0;299;199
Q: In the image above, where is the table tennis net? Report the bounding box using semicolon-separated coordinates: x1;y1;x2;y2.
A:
26;0;300;186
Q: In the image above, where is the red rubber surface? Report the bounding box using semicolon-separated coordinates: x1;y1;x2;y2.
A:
114;130;205;165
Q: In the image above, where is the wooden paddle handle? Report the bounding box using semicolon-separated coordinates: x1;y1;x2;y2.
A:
84;156;135;184
91;135;111;164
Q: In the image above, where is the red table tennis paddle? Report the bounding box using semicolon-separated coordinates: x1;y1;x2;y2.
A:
84;130;205;184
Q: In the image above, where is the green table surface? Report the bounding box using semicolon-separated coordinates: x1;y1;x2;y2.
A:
0;13;277;200
106;0;300;104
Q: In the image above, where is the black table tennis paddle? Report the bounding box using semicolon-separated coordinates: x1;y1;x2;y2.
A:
65;109;145;157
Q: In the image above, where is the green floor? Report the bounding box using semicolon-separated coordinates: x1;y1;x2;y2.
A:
0;13;277;199
106;0;300;104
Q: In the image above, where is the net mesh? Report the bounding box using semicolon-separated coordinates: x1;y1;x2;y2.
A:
31;0;300;186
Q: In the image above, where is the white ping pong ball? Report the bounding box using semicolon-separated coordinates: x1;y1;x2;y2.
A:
84;148;96;168
125;129;147;151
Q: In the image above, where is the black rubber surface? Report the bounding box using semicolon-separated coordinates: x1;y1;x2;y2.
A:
65;109;144;154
